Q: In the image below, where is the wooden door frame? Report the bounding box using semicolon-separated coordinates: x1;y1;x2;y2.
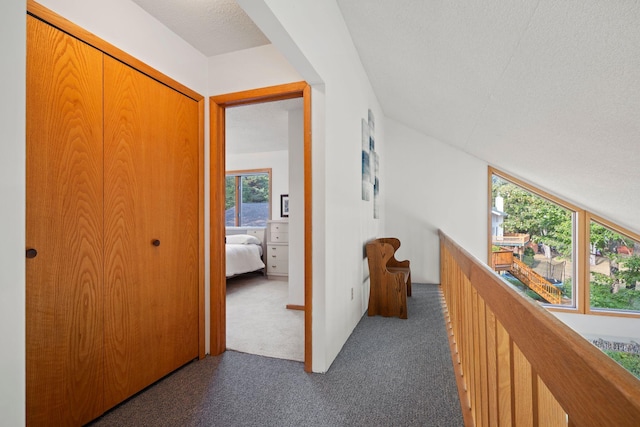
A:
210;81;313;372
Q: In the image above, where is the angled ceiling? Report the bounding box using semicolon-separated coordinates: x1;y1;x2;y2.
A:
130;0;269;57
130;0;640;229
338;0;640;229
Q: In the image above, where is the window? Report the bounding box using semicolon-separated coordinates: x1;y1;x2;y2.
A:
491;173;576;307
489;168;640;316
225;169;271;227
589;219;640;313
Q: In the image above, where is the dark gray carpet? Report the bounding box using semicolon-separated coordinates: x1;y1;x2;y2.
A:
89;284;463;426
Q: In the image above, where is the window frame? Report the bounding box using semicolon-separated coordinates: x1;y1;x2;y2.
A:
586;213;640;318
488;167;640;318
225;168;272;227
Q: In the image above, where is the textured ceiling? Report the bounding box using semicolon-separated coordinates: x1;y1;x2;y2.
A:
130;0;268;57
338;0;640;230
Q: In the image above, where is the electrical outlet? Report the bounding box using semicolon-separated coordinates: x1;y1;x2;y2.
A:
351;288;354;300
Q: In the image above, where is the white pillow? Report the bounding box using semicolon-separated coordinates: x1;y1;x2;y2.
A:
226;234;261;245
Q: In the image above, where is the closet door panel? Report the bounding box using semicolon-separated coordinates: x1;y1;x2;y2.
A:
26;16;105;426
103;56;199;407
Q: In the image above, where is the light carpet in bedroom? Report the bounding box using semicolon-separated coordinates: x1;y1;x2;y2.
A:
226;274;304;362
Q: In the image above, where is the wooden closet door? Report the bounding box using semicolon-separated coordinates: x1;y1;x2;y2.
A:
26;16;105;426
103;56;199;408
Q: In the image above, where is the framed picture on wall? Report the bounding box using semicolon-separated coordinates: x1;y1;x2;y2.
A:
281;194;289;217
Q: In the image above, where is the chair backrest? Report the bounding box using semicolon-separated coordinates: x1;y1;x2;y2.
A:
365;240;396;282
365;238;409;318
376;237;400;252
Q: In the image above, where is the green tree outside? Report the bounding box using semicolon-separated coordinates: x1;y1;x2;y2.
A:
492;176;572;259
226;174;270;210
225;176;235;210
241;175;269;203
492;175;640;312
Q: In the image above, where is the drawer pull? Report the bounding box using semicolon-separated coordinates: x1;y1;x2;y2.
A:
26;248;38;259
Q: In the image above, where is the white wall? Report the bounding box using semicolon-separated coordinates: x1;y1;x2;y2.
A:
384;119;488;283
241;0;385;371
554;312;640;344
1;1;25;424
288;108;305;306
208;44;303;95
383;117;640;345
226;150;289;221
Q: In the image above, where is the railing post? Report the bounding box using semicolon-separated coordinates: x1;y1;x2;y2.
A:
439;230;640;427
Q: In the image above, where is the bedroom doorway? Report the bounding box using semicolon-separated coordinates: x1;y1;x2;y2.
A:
210;82;312;372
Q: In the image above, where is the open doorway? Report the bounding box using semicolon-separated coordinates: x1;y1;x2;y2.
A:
209;82;312;372
224;98;303;361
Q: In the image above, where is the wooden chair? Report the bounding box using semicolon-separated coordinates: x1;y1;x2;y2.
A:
365;238;412;319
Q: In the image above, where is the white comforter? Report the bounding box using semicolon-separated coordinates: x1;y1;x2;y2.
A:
226;243;264;277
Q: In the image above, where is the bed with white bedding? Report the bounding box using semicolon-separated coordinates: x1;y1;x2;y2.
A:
225;228;266;277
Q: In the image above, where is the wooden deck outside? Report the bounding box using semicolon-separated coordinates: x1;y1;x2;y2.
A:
510;258;562;305
492;233;530;246
490;250;562;305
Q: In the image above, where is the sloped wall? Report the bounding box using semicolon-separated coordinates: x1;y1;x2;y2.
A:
384;119;488;283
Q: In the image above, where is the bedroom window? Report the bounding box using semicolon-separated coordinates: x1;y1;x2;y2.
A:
225;169;271;227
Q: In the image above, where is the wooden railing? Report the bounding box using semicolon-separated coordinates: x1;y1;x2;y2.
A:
510;257;563;305
440;231;640;426
491;250;513;271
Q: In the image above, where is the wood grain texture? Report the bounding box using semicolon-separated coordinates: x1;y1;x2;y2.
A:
496;322;513;426
209;99;227;355
27;4;205;422
198;98;206;359
513;343;534;426
537;376;567;427
485;309;499;427
376;237;412;295
442;286;474;427
440;230;640;426
27;0;202;102
211;82;307;107
477;295;489;427
302;84;313;372
365;240;409;319
470;290;480;423
26;16;105;426
103;56;199;408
